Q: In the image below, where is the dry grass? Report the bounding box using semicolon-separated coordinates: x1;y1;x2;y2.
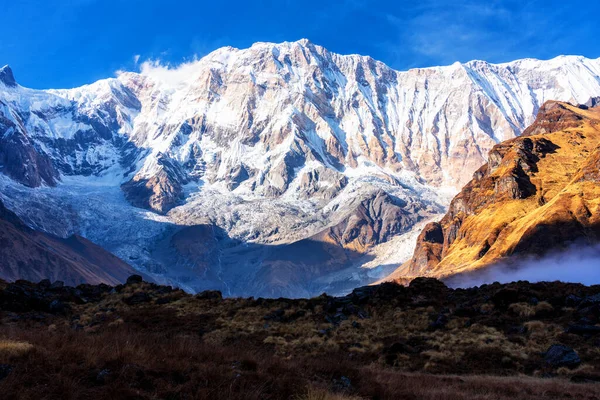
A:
294;387;363;400
509;302;535;318
1;278;600;399
1;323;599;400
0;339;33;360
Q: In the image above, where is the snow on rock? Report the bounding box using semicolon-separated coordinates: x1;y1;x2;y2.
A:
1;40;600;296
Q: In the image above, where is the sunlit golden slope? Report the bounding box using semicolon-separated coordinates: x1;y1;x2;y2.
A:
387;100;600;281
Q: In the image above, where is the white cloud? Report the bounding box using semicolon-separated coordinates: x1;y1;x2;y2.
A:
446;244;600;288
135;59;202;89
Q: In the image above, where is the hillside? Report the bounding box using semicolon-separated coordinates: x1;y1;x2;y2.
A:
389;101;600;281
0;199;138;286
1;276;600;399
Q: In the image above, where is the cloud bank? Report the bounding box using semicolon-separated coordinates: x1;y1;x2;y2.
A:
446;245;600;288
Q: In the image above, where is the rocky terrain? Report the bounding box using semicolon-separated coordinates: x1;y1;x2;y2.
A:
2;41;600;296
388;101;600;281
0;198;138;286
1;276;600;399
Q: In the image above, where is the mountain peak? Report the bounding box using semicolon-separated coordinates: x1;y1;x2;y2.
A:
296;38;312;46
0;65;16;87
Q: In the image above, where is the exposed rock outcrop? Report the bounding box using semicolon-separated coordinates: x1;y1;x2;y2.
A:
312;190;422;252
122;154;189;214
0;65;16;87
390;101;600;280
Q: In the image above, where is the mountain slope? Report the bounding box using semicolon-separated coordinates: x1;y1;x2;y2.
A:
1;41;600;296
390;101;600;280
0;198;138;285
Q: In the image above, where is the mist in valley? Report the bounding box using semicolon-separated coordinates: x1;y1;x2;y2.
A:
445;244;600;288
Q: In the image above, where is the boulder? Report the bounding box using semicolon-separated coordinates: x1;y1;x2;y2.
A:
408;277;448;295
544;344;581;369
126;275;143;285
491;288;520;309
0;364;13;381
566;325;600;335
50;281;65;290
580;293;600;308
564;294;582;307
48;299;69;314
429;313;449;331
38;279;51;289
195;290;223;301
123;292;151;305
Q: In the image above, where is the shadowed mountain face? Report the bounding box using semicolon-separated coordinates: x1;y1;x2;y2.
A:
388;101;600;282
0;199;138;286
147;223;375;298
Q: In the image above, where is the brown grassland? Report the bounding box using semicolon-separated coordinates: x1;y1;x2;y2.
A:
0;276;600;399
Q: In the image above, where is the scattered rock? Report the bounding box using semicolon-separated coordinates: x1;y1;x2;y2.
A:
96;369;112;384
325;313;348;325
38;279;51;289
544;344;581;369
385;342;418;355
580;293;600;308
492;288;520;308
429;313;449;331
570;374;600;384
264;308;286;322
48;299;69;314
50;281;65;290
123;292;151;305
529;297;539;305
508;325;528;335
195;290;223;301
0;364;13;381
332;376;352;392
126;275;143;285
350;286;377;304
565;294;582;307
566;325;600;335
409;277;448;294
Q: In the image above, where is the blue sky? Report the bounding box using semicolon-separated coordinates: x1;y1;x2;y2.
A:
2;0;600;89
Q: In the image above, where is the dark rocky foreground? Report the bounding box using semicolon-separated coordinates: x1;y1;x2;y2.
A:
1;276;600;399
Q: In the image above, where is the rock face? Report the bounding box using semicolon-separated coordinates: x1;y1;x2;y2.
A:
0;65;16;87
121;154;189;214
312;190;422;253
390;101;600;281
0;199;138;286
2;42;600;296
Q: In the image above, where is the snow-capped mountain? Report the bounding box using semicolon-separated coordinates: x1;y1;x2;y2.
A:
1;40;600;296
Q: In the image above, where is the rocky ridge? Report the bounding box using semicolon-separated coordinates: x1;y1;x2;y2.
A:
390;101;600;280
2;42;600;296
